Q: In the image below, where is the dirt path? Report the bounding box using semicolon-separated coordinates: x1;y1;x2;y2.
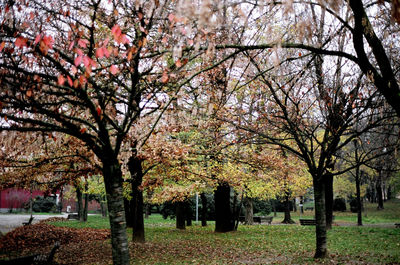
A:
0;213;68;234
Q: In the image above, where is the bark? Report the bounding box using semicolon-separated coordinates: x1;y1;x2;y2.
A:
200;193;207;227
100;195;107;217
376;172;384;210
124;199;133;227
313;177;328;259
76;186;84;221
281;194;295;224
176;201;186;230
83;181;89;222
324;173;334;230
300;196;304;214
103;160;130;265
128;155;145;243
144;203;150;219
293;199;297;212
356;170;363;226
243;197;254;225
214;182;234;232
186;200;193;226
272;199;277;217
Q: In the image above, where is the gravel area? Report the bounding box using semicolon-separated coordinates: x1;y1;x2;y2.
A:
0;213;68;234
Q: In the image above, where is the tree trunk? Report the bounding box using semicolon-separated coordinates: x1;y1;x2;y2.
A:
76;186;84;221
356;170;363;226
243;197;254;225
272;199;277;217
376;171;384;210
124;199;133;227
128;155;145;243
83;181;89;222
281;194;295;224
300;196;304;214
100;195;107;217
144;203;150;219
186;200;192;226
176;201;186;230
313;177;328;259
324;173;334;230
103;160;130;265
200;193;207;227
214;182;234;232
293;199;297;212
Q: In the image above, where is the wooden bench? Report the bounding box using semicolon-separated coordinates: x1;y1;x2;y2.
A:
239;216;273;224
299;219;316;226
67;213;79;220
0;241;59;265
395;223;400;228
22;216;34;226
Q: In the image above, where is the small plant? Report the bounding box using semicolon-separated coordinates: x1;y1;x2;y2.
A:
32;196;57;212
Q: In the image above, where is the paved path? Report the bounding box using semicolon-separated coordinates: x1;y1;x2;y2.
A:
0;213;68;234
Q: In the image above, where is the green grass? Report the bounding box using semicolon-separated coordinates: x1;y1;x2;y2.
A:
48;200;400;264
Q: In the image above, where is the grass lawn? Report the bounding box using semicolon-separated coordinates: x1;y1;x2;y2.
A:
46;200;400;264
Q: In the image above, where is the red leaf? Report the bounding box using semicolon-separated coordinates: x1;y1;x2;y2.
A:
95;47;104;58
15;36;28;48
34;34;41;45
67;76;73;87
168;13;175;22
74;55;82;66
110;65;119;75
78;39;88;48
42;35;54;49
57;75;65;85
83;56;90;68
80;128;86;134
111;24;122;38
96;107;102;116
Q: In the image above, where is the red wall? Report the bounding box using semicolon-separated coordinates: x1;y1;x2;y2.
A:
0;188;49;211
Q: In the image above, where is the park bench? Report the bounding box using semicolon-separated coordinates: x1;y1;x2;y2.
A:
22;216;34;226
0;241;59;265
395;223;400;228
299;219;316;226
67;213;79;220
239;216;273;224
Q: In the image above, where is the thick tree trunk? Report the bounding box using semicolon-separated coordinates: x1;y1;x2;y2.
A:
376;171;384;210
281;194;295;224
103;160;130;265
215;182;234;232
324;173;334;230
355;169;363;226
313;177;328;259
76;186;84;221
244;197;254;225
176;201;186;230
200;193;207;227
128;155;145;243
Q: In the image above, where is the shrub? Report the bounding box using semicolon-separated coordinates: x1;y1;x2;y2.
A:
333;197;347;211
32;196;57;212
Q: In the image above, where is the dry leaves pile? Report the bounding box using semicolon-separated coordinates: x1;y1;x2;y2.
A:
0;218;112;264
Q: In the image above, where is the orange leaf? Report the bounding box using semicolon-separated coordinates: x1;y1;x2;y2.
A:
67;76;73;87
57;75;65;85
161;71;169;83
80;128;86;134
26;90;32;97
0;42;5;52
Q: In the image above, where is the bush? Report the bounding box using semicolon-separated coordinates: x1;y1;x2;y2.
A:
32;196;57;212
349;197;361;213
333;197;347;211
253;199;272;216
